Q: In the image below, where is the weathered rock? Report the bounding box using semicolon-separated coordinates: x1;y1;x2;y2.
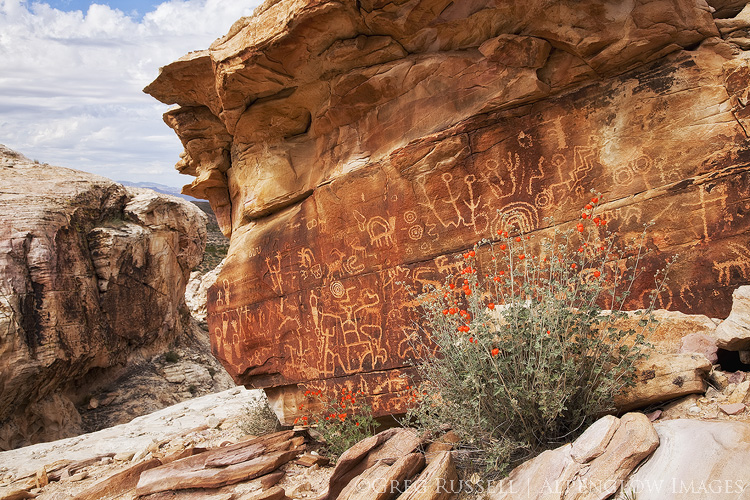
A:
71;458;162;500
146;0;750;419
569;415;620;464
396;451;458;500
565;413;660;500
633;310;720;355
620;419;750;499
615;353;712;411
487;413;659;500
728;380;750;403
295;453;330;467
719;402;747;415
185;259;225;324
423;431;458;465
135;430;304;496
338;452;424;500
710;368;731;390
714;286;750;350
241;486;286;500
77;318;235;434
729;370;747;384
0;488;35;500
319;427;419;500
678;333;719;364
0;145;207;449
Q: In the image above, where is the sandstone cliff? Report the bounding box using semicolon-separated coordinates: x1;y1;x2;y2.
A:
146;0;750;423
0;145;223;449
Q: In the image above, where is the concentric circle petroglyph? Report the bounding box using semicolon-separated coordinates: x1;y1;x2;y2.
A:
330;281;346;298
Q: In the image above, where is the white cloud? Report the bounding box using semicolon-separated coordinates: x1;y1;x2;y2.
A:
0;0;260;187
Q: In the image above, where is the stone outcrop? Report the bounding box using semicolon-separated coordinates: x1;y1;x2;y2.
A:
488;413;660;500
146;0;750;422
614;353;712;411
487;415;750;500
620;419;750;499
714;285;750;350
0;145;207;449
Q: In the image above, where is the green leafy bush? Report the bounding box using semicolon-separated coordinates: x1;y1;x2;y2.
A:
406;195;669;476
296;387;378;460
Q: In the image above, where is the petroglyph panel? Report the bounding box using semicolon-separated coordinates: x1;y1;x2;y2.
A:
183;40;750;421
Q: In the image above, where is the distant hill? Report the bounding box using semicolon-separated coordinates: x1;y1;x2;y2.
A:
117;181;200;202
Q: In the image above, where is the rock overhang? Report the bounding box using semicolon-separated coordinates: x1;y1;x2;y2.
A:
145;0;750;423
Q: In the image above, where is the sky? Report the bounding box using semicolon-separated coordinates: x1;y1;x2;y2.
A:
0;0;261;189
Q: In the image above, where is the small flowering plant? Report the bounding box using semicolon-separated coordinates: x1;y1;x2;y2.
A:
294;387;378;460
406;194;669;476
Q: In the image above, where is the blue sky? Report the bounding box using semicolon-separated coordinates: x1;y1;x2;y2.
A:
0;0;261;190
43;0;159;17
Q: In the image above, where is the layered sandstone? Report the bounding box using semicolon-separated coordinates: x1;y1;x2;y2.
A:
146;0;750;423
0;146;207;448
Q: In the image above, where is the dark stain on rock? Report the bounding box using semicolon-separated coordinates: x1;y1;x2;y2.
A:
20;281;44;351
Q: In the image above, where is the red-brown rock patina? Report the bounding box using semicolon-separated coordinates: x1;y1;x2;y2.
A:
146;0;750;423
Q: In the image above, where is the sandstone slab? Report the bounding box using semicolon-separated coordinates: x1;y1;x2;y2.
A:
488;413;659;500
714;286;750;350
396;451;458;500
620;419;750;499
615;353;712;411
145;0;750;419
719;402;746;415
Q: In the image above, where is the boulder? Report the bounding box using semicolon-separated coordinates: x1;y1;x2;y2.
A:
615;353;712;411
145;0;750;420
0;145;206;449
319;428;425;500
640;311;719;356
714;286;750;350
397;451;458;500
135;430;304;496
487;413;659;500
620;419;750;499
678;333;719;364
185;259;225;324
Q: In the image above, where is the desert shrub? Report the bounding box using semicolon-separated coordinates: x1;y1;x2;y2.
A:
405;194;669;477
296;387;378;460
164;350;180;363
238;392;281;437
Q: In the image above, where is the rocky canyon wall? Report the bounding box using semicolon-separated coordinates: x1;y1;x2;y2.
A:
0;145;208;448
146;0;750;423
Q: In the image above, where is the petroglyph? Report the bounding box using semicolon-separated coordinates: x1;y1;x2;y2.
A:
714;242;750;285
265;252;284;295
354;211;397;248
329;280;346;299
683;184;729;241
498;201;540;233
408;224;424;240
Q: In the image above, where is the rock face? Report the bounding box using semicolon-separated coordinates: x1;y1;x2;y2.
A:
621;419;750;499
0;145;207;449
714;285;750;350
614;353;712;411
487;415;750;500
145;0;750;422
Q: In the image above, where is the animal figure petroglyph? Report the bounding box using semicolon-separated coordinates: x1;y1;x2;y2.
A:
714;242;750;285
